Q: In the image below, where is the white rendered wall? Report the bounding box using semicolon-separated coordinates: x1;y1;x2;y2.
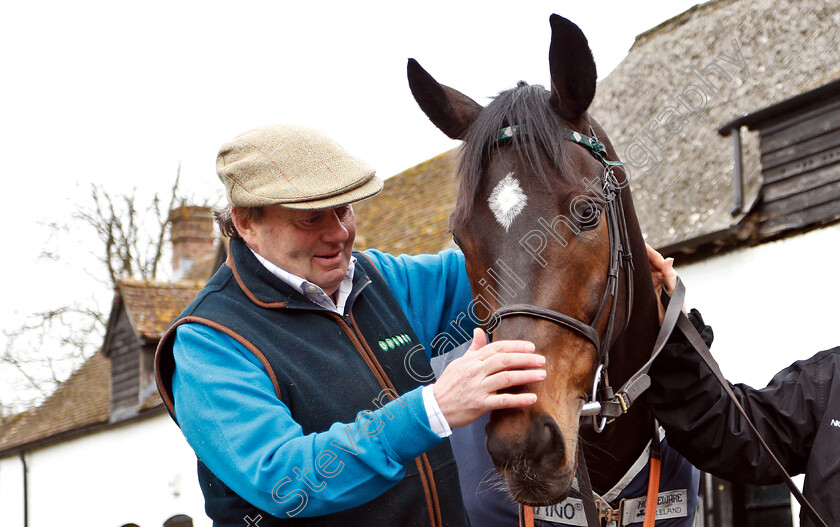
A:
0;413;210;527
0;454;25;526
677;223;840;527
677;223;840;388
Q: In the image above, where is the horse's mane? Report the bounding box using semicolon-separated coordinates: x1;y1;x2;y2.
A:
451;81;573;228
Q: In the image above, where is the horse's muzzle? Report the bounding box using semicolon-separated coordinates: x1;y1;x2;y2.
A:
486;411;576;505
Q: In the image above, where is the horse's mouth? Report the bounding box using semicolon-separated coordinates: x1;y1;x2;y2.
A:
502;465;576;507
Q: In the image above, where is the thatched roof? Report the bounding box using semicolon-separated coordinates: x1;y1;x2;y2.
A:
589;0;840;249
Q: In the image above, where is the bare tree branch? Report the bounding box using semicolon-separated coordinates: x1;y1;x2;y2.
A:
148;165;181;280
2;169;190;414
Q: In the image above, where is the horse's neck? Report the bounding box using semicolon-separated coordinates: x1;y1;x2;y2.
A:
583;243;660;495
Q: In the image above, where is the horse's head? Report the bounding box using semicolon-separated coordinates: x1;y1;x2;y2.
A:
409;15;635;505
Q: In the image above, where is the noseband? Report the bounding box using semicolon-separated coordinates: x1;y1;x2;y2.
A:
491;126;634;432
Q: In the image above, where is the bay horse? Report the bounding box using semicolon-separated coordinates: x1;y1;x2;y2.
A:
408;15;663;508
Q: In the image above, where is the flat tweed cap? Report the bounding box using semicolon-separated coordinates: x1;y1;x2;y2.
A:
217;124;383;209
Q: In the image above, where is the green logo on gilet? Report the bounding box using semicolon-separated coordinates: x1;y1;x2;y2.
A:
378;333;412;351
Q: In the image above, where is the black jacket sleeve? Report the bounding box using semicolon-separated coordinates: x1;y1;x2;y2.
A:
646;310;825;485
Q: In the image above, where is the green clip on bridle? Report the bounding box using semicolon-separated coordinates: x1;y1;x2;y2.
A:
560;129;625;168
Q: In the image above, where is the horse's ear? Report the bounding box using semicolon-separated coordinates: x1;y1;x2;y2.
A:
548;14;597;121
407;58;482;140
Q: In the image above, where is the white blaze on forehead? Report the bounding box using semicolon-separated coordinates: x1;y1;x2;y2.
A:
488;172;528;231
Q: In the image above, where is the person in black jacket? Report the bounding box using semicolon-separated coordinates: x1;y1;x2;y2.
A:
645;245;840;527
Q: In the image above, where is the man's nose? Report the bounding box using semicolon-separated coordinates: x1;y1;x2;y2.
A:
321;209;349;243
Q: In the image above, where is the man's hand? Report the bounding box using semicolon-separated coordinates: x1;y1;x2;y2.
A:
646;243;685;324
433;328;545;429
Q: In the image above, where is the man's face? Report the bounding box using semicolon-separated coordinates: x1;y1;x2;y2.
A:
235;204;356;298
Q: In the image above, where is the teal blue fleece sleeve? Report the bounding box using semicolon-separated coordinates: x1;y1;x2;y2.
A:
171;323;442;518
362;249;477;358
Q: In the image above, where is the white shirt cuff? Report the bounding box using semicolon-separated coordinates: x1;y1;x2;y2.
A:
421;385;452;438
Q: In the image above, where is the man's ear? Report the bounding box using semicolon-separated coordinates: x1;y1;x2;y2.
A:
230;208;255;241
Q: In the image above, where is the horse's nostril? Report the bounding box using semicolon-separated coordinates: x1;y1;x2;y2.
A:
485;412;568;472
540;423;553;448
529;414;566;466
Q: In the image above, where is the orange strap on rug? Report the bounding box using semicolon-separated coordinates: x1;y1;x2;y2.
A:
519;504;535;527
643;455;661;527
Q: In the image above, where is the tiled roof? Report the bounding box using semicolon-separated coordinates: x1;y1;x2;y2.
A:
117;279;204;341
353;150;459;255
588;0;840;249
0;279;203;454
0;351;110;454
139;390;163;412
0;412;26;443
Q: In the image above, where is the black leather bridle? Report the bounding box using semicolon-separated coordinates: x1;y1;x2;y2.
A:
493;126;829;527
491;126;635;432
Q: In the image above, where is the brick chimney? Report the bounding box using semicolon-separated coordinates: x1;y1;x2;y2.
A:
169;205;215;279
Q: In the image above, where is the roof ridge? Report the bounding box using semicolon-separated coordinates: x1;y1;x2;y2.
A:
630;0;735;51
117;277;205;289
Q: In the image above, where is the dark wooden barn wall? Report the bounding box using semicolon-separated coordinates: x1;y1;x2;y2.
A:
108;308;141;413
140;343;157;391
757;95;840;238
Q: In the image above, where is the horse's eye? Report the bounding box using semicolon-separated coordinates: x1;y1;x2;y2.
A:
450;232;462;247
577;205;602;231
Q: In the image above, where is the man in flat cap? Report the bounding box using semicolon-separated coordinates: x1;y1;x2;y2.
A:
155;124;546;526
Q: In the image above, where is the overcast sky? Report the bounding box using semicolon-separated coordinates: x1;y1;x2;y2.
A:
0;1;703;398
